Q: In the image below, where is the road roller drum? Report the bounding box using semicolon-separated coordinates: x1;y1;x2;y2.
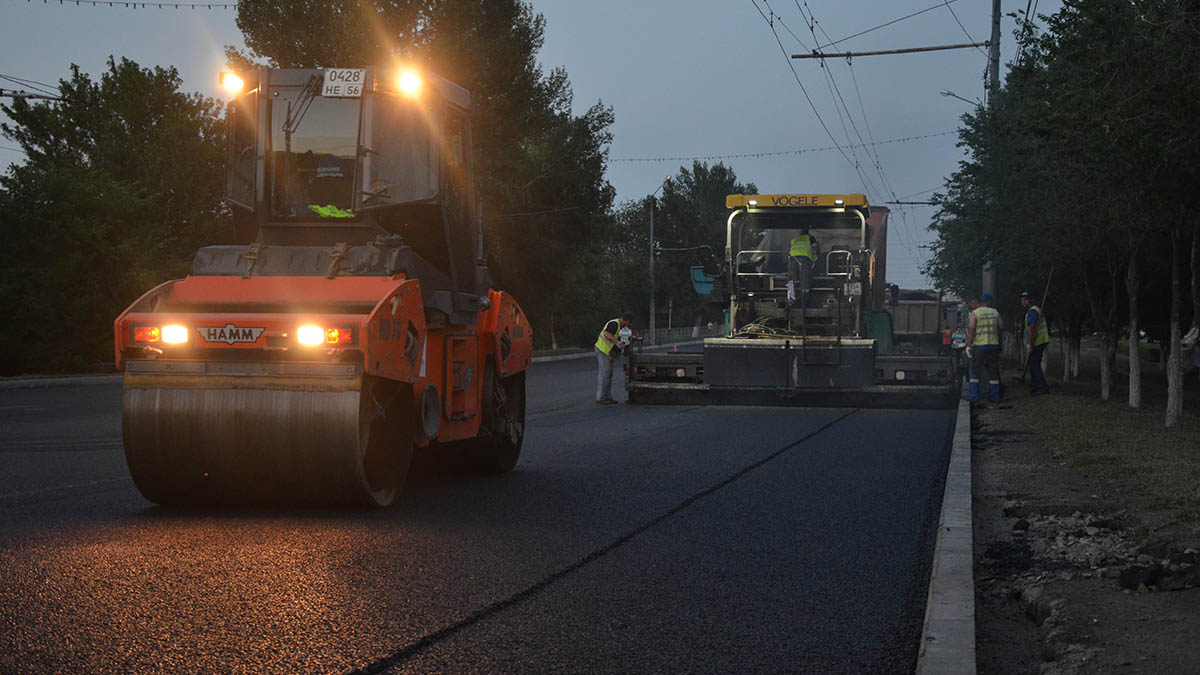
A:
122;362;411;507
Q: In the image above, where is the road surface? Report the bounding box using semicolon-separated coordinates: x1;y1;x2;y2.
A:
0;356;954;673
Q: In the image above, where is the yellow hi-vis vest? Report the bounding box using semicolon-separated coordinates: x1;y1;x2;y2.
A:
973;306;1001;346
1027;305;1050;346
594;318;622;356
789;234;815;261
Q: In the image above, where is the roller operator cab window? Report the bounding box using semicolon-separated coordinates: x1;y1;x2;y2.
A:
225;90;257;208
270;83;361;219
267;83;440;218
363;95;439;210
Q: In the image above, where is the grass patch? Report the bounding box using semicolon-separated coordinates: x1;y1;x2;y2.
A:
1016;344;1200;523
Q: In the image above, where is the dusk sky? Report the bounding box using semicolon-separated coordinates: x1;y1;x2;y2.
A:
1;0;1059;288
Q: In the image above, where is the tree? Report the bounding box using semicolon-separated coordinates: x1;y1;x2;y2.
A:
0;58;227;374
927;0;1200;419
597;162;756;338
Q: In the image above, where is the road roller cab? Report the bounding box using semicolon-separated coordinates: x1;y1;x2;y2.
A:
114;66;532;507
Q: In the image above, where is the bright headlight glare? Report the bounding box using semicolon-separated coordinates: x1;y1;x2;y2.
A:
397;70;422;96
161;324;189;344
297;324;325;346
220;72;244;94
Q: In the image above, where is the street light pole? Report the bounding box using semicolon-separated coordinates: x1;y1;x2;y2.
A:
939;89;979;106
647;180;670;346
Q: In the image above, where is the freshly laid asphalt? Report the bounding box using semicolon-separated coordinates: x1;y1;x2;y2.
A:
0;355;954;674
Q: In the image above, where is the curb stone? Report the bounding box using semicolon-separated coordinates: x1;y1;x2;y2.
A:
915;398;976;674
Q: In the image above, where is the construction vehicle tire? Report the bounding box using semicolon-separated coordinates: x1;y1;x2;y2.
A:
458;363;525;474
122;367;412;508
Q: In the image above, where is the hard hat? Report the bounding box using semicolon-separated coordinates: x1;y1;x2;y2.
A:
1020;291;1033;299
980;293;994;302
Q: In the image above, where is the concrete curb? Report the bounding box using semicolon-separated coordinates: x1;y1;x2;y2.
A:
0;340;713;389
915;398;975;675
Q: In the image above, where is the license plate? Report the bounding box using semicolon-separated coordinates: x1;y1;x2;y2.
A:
843;282;862;296
322;68;366;97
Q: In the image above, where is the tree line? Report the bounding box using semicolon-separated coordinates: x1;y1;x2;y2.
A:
0;0;748;375
924;0;1200;426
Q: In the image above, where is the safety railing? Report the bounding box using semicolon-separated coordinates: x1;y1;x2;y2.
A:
631;324;725;345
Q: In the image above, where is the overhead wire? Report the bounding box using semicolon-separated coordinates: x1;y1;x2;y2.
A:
754;0;930;281
0;74;59;97
897;186;941;200
814;6;942;274
942;0;989;56
792;2;884;200
795;1;925;272
747;0;869;192
24;1;236;8
814;0;962;50
1015;0;1040;64
610;130;955;163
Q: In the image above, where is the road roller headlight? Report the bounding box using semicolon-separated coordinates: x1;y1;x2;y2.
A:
297;324;325;346
297;324;354;347
161;324;189;345
396;70;422;97
220;71;244;94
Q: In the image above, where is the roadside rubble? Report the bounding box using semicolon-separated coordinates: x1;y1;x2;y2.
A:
972;404;1200;675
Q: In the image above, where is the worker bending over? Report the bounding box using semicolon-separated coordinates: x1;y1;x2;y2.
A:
595;313;634;405
966;293;1004;403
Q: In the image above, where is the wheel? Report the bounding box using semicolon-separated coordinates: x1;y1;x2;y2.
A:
462;362;526;474
355;376;414;507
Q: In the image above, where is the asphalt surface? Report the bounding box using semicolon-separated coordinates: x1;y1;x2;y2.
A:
0;356;955;674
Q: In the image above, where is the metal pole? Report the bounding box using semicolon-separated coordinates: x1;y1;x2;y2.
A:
982;0;1001;298
989;0;1002;104
649;197;656;346
791;41;988;59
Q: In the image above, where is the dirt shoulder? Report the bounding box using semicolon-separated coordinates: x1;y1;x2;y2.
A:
973;368;1200;675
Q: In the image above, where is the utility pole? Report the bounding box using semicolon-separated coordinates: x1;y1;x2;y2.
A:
648;197;656;346
982;0;1002;298
989;0;1002;103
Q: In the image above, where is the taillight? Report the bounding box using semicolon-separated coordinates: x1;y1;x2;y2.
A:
133;326;161;343
325;328;352;344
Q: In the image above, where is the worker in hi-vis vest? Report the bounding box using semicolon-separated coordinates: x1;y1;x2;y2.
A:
965;293;1005;403
786;230;820;308
594;312;634;405
1021;291;1051;396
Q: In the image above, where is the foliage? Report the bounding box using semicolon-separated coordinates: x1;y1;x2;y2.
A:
0;58;227;374
924;0;1200;407
584;162;756;341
